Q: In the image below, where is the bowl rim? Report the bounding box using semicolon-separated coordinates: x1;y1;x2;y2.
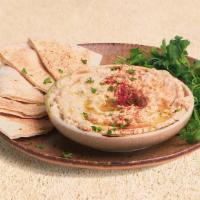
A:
45;65;194;141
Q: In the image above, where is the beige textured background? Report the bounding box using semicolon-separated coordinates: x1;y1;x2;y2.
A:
0;0;200;199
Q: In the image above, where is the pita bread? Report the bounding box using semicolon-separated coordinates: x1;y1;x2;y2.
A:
28;39;102;80
0;43;54;92
0;97;46;118
0;65;44;103
0;114;53;139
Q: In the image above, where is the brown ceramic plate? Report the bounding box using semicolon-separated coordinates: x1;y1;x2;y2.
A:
0;43;200;170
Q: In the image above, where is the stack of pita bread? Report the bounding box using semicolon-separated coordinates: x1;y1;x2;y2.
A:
0;39;102;139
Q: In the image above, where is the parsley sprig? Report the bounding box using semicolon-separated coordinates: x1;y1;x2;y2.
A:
114;36;200;143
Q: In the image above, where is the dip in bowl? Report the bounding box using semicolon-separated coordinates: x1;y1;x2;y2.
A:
45;65;194;152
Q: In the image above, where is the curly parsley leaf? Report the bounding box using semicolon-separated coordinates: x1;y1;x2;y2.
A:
114;48;146;66
114;35;200;144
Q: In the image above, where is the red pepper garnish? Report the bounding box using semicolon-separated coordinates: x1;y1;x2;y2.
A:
114;82;147;107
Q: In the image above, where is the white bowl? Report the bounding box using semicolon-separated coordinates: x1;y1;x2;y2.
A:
45;80;194;152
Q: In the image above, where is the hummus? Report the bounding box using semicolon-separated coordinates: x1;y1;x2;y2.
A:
50;65;193;136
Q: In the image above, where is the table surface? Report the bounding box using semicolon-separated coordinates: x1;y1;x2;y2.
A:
0;0;200;199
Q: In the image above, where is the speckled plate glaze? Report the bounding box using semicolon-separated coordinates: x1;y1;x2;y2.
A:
0;43;200;170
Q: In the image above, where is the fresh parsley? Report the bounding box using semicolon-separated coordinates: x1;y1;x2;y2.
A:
114;48;146;65
106;130;112;135
86;77;94;84
43;77;52;84
114;36;200;143
21;68;27;74
126;68;135;74
129;77;137;81
62;151;73;158
107;85;114;92
91;87;97;94
82;112;88;119
91;126;102;132
58;68;63;74
81;59;87;64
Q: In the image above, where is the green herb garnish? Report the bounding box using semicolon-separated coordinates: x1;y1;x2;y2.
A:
91;87;97;94
174;108;181;113
86;77;94;84
114;48;146;65
111;123;117;127
129;77;137;81
43;77;52;84
82;112;88;119
81;59;87;64
35;144;45;149
21;68;27;74
124;118;129;122
62;151;73;158
114;35;200;143
58;68;63;74
107;85;114;92
91;126;102;132
106;130;112;135
126;68;135;74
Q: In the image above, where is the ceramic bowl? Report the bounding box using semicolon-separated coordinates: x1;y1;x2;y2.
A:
45;78;194;152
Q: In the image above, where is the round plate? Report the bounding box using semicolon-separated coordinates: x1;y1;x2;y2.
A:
1;43;200;170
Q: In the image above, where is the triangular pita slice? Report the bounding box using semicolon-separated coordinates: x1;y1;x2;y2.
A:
0;97;46;118
0;66;44;103
0;114;53;139
28;39;102;80
0;43;54;92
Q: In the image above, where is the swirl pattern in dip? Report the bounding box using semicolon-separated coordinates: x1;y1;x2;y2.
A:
49;65;193;136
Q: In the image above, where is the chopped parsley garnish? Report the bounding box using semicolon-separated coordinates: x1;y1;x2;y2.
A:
35;144;45;149
86;77;94;84
124;118;129;122
107;85;114;92
58;68;63;74
174;108;181;112
126;68;135;74
21;68;27;74
91;126;102;132
111;123;117;127
82;112;88;119
62;151;73;158
81;59;87;64
43;77;52;84
91;87;97;94
129;77;137;81
110;118;129;129
106;130;112;135
119;124;127;129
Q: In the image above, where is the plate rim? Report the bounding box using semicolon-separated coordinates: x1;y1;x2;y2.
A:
1;132;200;170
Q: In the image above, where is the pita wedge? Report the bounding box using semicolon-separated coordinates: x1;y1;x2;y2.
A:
0;97;46;118
0;114;53;139
0;65;44;103
28;39;102;80
0;43;54;92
